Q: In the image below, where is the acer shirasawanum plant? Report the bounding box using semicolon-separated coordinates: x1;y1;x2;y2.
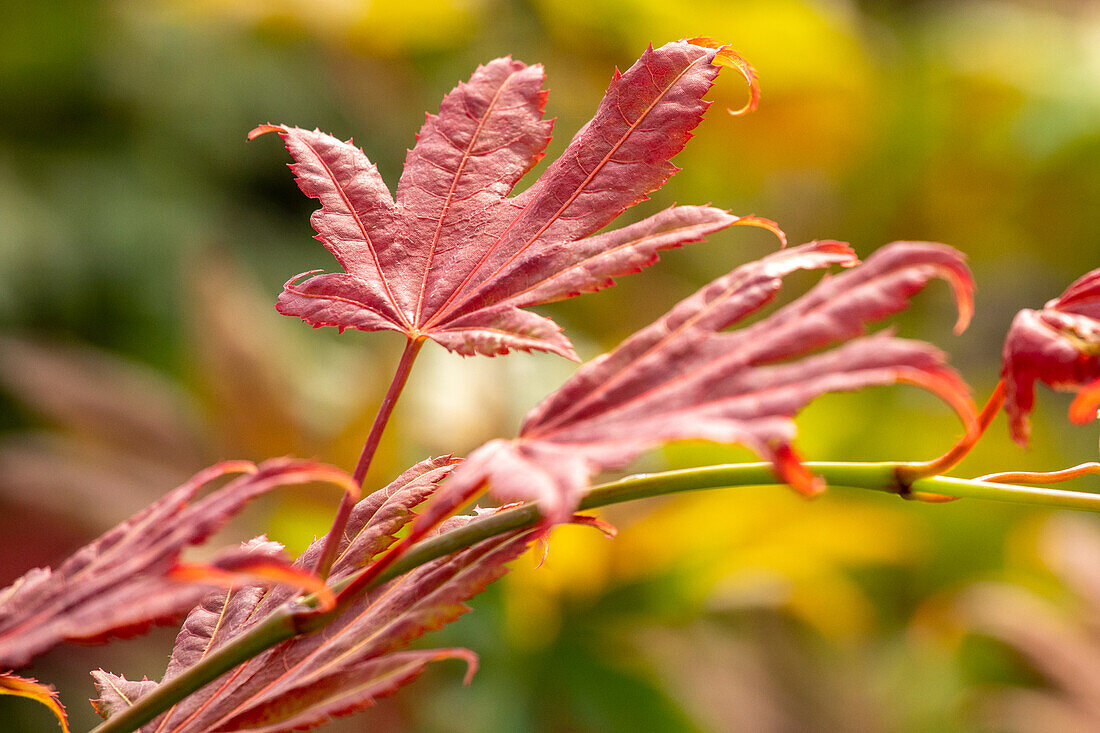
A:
1;38;1098;733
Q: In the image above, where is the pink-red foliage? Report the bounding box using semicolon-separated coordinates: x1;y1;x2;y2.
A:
19;37;1099;733
91;457;542;732
0;460;350;671
438;241;977;524
252;40;767;359
1001;268;1100;444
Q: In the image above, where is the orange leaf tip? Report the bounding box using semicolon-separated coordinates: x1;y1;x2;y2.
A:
773;443;825;497
570;514;618;539
685;38;760;115
945;269;974;335
0;673;69;733
247;124;284;141
1069;378;1100;425
170;560;335;612
732;215;788;248
532;534;551;569
453;648;480;685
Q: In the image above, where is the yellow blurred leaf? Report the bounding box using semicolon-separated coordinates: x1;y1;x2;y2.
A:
160;0;480;54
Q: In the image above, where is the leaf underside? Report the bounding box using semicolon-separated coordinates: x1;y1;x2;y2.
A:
257;40;757;359
439;241;977;524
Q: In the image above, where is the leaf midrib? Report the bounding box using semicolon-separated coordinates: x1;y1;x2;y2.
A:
411;69;524;327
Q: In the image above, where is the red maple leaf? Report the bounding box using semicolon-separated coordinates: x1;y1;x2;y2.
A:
1001;267;1100;444
251;40;770;359
0;460;352;671
91;458;537;732
437;241;977;523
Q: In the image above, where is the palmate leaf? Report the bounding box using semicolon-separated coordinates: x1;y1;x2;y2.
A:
0;459;352;671
1001;267;1100;444
93;457;541;732
439;241;978;524
252;40;768;359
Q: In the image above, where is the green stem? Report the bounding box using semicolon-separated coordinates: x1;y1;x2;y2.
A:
314;337;424;579
88;609;303;733
89;461;1100;733
372;462;1100;586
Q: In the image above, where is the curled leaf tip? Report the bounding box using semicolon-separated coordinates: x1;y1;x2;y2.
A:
683;38;759;115
733;215;788;248
570;514;618;539
247;123;283;141
947;271;975;335
532;534;551;568
899;242;974;334
1069;378;1100;425
0;673;69;733
454;649;480;685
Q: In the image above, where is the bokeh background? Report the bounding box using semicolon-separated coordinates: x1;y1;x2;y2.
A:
2;0;1099;730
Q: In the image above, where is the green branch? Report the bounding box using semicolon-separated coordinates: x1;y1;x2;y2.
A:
89;461;1100;733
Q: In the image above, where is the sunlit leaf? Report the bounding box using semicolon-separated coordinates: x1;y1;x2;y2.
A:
254;40;771;359
440;241;975;523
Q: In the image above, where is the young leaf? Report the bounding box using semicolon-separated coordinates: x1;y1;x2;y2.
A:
92;457;537;732
438;241;977;524
0;459;352;670
253;40;766;359
1001;267;1100;444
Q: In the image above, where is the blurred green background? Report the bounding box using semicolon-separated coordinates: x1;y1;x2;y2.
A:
2;0;1099;731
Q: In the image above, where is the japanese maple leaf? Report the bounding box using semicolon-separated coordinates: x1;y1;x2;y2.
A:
1001;267;1100;444
437;241;977;524
91;457;545;732
251;40;766;359
0;459;350;670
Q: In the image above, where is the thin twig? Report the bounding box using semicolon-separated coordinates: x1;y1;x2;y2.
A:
896;379;1006;485
313;337;425;579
